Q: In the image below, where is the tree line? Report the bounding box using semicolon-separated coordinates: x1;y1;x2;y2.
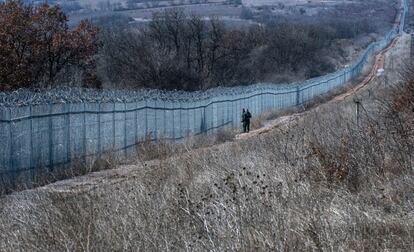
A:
0;1;378;92
98;10;348;91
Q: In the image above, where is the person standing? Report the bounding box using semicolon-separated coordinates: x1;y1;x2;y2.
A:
241;108;247;133
245;109;252;133
241;108;252;133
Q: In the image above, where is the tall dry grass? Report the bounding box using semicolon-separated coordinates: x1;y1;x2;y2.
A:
1;67;414;251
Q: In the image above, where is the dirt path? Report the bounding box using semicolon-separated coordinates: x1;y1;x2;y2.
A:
236;35;402;141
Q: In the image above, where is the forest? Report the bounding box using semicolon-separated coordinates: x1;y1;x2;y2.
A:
0;1;386;91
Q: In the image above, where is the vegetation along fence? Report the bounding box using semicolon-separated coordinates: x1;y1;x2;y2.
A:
0;0;408;187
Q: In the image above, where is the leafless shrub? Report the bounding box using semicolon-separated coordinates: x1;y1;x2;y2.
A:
214;128;236;143
249;112;266;130
135;134;176;161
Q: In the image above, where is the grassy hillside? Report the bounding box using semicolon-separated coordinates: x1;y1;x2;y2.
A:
0;35;413;251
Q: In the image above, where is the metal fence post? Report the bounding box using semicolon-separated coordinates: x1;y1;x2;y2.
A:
227;98;231;125
98;102;101;157
83;103;86;162
113;103;116;150
29;105;33;171
66;103;70;164
193;103;197;135
231;99;234;127
187;103;191;136
172;102;176;139
145;100;148;137
134;102;138;144
164;101;167;137
154;100;158;141
296;86;300;106
203;105;207;134
179;101;182;138
124;102;127;157
8;107;13;173
222;100;225;126
48;103;53;171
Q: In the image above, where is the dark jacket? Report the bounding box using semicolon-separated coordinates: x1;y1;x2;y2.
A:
242;111;251;123
241;111;247;123
245;111;251;122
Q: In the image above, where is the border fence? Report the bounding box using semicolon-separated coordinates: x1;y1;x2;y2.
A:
0;0;408;188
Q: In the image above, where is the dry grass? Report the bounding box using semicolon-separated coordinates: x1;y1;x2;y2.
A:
1;44;413;250
134;128;237;162
0;127;237;196
0;151;121;196
1;72;414;251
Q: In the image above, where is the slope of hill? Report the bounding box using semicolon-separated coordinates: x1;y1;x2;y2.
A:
0;33;412;251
